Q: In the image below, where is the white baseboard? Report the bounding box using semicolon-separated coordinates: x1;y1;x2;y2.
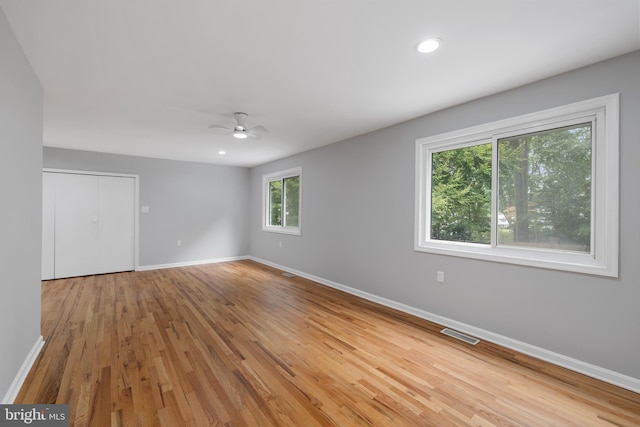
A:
2;336;45;404
249;257;640;394
137;255;249;271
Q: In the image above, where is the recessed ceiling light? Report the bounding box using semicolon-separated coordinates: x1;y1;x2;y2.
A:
415;37;441;53
218;150;226;155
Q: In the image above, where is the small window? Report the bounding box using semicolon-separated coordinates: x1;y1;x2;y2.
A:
416;94;619;277
263;167;301;235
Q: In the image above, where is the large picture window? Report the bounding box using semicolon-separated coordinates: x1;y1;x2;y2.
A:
263;167;301;235
415;94;619;276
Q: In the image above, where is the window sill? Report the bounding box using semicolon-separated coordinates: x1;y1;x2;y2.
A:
414;241;617;277
262;226;301;236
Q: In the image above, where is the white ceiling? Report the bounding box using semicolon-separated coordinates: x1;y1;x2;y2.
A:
2;1;639;167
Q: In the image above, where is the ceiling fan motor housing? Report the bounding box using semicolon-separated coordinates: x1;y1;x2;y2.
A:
234;112;248;126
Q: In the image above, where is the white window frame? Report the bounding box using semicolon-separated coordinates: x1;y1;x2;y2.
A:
415;94;619;277
262;167;302;235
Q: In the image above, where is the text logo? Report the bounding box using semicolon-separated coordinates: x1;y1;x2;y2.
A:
0;405;69;426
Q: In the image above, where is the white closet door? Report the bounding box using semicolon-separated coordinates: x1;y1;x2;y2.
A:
54;173;100;278
43;172;136;279
98;176;135;274
42;173;56;280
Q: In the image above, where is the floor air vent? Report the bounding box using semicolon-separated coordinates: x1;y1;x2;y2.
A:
282;272;296;278
440;328;480;345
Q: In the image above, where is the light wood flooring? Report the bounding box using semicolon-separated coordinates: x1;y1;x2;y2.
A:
16;260;640;426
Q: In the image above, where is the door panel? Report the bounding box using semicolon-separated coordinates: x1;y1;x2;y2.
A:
98;176;135;274
54;173;99;278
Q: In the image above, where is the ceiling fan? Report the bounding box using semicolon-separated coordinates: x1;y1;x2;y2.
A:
208;112;268;139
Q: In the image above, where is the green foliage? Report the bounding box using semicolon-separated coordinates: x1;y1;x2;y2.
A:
284;176;300;227
269;176;300;228
269;180;282;226
431;143;492;243
498;123;591;251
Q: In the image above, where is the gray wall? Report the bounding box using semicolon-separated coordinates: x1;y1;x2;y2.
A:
44;148;250;267
0;9;43;400
250;51;640;380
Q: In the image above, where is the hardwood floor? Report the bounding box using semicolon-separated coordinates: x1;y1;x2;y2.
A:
17;260;640;426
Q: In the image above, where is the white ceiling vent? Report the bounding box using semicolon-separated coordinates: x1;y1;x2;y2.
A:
440;328;480;345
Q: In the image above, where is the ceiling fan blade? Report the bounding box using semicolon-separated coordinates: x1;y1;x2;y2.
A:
247;126;268;139
208;124;232;130
250;125;269;134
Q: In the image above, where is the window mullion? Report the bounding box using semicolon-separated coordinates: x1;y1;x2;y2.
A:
491;137;499;248
267;180;272;226
281;178;287;228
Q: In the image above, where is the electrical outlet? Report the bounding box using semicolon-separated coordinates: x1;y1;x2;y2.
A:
437;270;445;283
279;241;283;248
177;240;182;247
